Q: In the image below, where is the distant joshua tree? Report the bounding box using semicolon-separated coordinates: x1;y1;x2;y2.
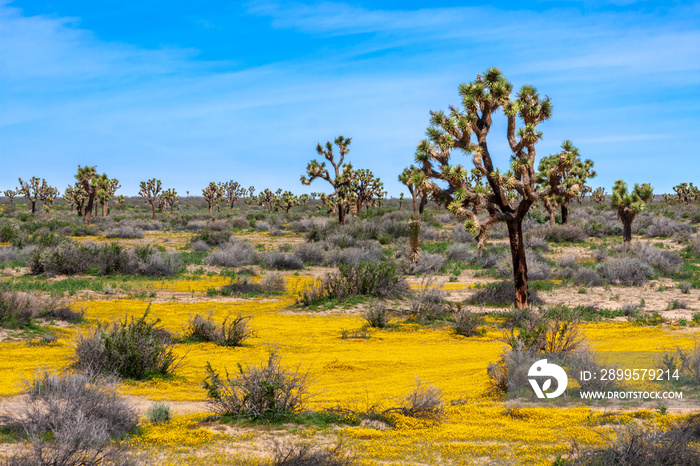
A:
412;68;579;308
115;195;126;213
301;136;355;225
160;188;179;213
222;181;244;209
399;166;431;217
139;179;162;220
258;189;278;214
202;182;223;216
612;180;653;243
276;191;300;214
17;177;42;213
537;142;596;225
673;183;699;204
398;192;404;209
352;169;384;214
75;166;99;225
3;189;16;204
591;187;606;204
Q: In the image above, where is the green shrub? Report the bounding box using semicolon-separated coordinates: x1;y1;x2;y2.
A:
186;312;252;347
74;309;180;380
145;402;172;424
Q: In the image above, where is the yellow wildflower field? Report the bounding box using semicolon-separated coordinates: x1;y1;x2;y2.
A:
1;272;697;464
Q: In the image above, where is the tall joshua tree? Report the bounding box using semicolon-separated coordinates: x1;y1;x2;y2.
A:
202;182;223;216
301;136;355;225
413;68;577;308
611;180;653;243
75;166;99;225
537;142;596;225
222;181;243;209
398;166;432;217
160;188;179;213
139;179;162;220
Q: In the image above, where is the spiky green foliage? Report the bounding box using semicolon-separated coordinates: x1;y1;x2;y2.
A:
38;182;59;216
202;182;223;216
412;68;577;308
114;194;126;212
591;187;606;204
611;179;653;243
139;178;162;220
257;188;279;214
399;166;430;217
537;141;595;224
301;136;356;224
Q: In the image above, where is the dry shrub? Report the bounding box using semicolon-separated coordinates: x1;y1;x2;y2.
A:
271;441;353;466
453;309;482;337
187;312;252;347
203;351;309;420
408;277;449;321
363;305;389;329
2;371;137;466
387;379;444;421
596;257;654;286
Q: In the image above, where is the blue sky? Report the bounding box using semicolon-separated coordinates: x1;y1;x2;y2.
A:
1;1;698;196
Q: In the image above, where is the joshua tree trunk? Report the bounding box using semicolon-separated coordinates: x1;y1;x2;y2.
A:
30;201;36;214
150;201;156;219
101;201;106;217
418;195;427;215
338;203;345;225
84;196;94;225
507;219;529;309
543;198;555;227
411;194;418;217
560;202;569;224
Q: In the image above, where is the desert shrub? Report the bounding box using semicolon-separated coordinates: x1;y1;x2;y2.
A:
405;252;445;275
196;229;232;246
567;415;700;465
203;351;309;420
392;379;444;421
326;243;384;266
644;216;695;238
73;310;180;380
452;224;474;243
207;238;256;267
260;272;286;293
526;234;549;251
502;308;584;354
105;226;145;239
582;213;622;238
264;251;304;270
542;224;587;243
299;262;408;305
628;243;682;275
138;252;183;276
0;291;36;328
408;279;449;321
445;244;475;262
39;299;84;323
590;248;608;262
655;343;700;385
596;257;654;286
145;402;172;424
364;305;389;329
271;441;353;466
293;242;326;265
186;312;252;347
326;233;356;249
558;254;578;269
2;371;137;466
571;267;603;286
190;240;210;252
230;216;249;229
0;247;22;264
469;281;541;307
288;217;331;233
453;309;482;337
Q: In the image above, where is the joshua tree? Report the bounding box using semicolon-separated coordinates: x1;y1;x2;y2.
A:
258;189;278;214
75;166;99;225
202;182;223;216
352;169;384;214
611;180;653;243
301;136;355;225
160;188;179;213
222;181;244;209
39;184;59;217
276;191;300;214
413;68;578;308
299;194;310;207
398;166;432;217
115;195;126;212
398;192;404;209
96;174;119;217
537;143;596;226
673;183;699;204
139;179;162;220
591;187;606;204
17;177;42;213
3;189;16;204
245;186;256;205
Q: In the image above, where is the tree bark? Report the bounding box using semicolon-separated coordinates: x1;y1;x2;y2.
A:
84;195;94;225
507;219;529;309
561;202;569;224
151;201;156;219
418;195;427;215
338;202;345;225
31;201;36;214
619;209;633;243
